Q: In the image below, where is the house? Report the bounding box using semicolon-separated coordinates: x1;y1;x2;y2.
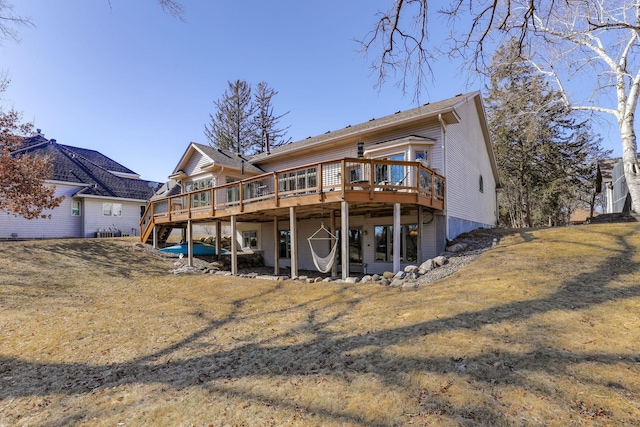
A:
597;157;633;213
1;132;161;239
142;91;500;277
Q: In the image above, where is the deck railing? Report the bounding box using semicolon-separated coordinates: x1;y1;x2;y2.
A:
140;158;444;240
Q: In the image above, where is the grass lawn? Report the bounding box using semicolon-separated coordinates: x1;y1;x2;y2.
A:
0;223;639;426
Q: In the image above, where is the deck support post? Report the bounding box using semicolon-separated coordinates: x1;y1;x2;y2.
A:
393;203;401;273
215;221;222;261
330;209;337;278
273;216;280;276
230;215;238;275
187;220;193;268
417;207;424;263
290;206;298;278
152;225;158;249
341;201;349;280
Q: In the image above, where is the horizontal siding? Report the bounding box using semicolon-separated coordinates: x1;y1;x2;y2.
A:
444;100;497;238
256;120;443;172
184;151;211;176
83;198;146;238
0;183;83;239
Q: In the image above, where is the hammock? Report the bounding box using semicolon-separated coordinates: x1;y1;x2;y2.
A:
307;224;338;273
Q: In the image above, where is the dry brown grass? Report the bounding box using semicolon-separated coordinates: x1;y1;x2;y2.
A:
0;224;639;426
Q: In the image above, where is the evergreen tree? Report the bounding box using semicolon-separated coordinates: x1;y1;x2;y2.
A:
204;80;257;154
486;39;607;227
253;81;291;153
205;80;290;155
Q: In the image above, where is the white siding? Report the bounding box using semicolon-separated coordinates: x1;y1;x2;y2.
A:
443;100;497;238
82;198;146;238
0;183;83;239
256;122;442;172
184;151;211;176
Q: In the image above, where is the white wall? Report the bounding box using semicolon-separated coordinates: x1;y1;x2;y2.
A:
0;183;83;239
82;198;146;238
443;100;498;238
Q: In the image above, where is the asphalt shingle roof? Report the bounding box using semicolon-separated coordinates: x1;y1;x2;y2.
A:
250;92;473;163
190;143;264;174
14;136;161;201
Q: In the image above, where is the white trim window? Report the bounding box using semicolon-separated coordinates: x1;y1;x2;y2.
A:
103;202;122;216
242;231;258;249
71;200;81;216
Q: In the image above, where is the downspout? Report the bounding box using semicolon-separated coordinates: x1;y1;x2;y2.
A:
438;113;449;241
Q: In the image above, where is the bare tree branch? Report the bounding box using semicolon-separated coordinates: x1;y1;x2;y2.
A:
0;0;33;45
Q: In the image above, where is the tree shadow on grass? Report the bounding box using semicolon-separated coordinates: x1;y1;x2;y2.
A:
1;230;639;425
0;239;172;280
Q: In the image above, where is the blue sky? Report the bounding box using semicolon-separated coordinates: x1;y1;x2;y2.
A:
1;1;624;182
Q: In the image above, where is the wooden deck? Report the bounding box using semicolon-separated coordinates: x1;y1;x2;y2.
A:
140;158;445;243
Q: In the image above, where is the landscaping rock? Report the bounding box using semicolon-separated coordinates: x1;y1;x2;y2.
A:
419;259;435;273
433;256;448;266
345;277;358;284
390;278;405;287
446;242;469;253
382;271;395;280
360;275;374;283
394;271;406;279
404;265;420;274
380;278;390;286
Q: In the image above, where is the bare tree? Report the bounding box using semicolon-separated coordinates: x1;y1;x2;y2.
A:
361;1;640;212
106;0;185;20
0;0;32;45
253;82;291;153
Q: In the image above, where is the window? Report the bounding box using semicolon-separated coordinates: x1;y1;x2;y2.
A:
374;154;405;184
71;200;81;216
415;150;429;165
374;224;418;262
336;228;363;264
103;202;122;216
242;231;258;249
375;225;391;261
185;177;213;193
279;230;291;258
479;175;484;193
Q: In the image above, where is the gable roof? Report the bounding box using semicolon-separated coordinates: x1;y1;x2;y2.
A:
249;91;500;186
14;135;161;201
250;92;472;163
171;142;264;176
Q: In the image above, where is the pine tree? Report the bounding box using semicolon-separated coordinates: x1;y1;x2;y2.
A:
204;80;257;154
486;39;607;227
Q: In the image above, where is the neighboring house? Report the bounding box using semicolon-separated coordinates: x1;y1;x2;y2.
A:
1;133;161;239
597;157;633;213
142;91;500;277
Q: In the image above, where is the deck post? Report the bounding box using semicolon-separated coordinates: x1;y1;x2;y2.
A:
215;221;222;261
230;215;238;275
187;220;193;268
330;209;337;278
289;206;298;278
152;225;158;249
273;216;280;276
393;203;401;273
341;201;349;280
417;206;423;263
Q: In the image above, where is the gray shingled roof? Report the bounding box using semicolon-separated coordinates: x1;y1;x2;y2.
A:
190;143;264;174
14;136;161;201
250;92;474;163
